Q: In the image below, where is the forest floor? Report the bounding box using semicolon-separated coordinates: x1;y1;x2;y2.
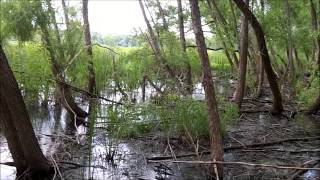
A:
137;84;320;179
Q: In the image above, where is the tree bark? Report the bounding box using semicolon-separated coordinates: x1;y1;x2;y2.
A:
284;0;295;93
308;0;320;114
189;0;224;178
142;75;147;102
234;0;249;108
61;0;70;30
139;0;185;94
82;0;96;94
155;0;169;30
177;0;193;94
310;0;320;67
208;0;239;69
37;7;88;124
256;0;265;98
232;0;284;115
0;45;52;179
256;53;264;97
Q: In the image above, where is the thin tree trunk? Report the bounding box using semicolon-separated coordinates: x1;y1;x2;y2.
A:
37;11;88;124
293;46;303;72
177;0;193;94
234;0;249;108
310;0;320;68
61;0;70;30
285;0;295;92
208;0;239;69
256;0;265;97
256;53;264;97
189;0;224;178
82;0;96;94
61;0;77;58
155;0;168;30
142;75;147;102
308;0;320;114
232;0;284;115
0;46;52;179
138;0;185;94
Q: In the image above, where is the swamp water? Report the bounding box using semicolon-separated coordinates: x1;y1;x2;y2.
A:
0;83;221;180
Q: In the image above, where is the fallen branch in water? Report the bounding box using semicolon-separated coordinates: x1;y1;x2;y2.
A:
55;80;123;105
241;148;320;153
57;161;106;170
146;136;320;160
225;136;320;150
287;159;320;180
147;160;320;171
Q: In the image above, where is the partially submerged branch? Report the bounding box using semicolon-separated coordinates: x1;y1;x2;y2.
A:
147;159;320;171
55;80;123;105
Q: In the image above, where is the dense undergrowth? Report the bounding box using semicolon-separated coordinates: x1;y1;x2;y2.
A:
105;94;238;140
4;41;316;142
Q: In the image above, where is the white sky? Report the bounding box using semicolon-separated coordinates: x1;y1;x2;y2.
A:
53;0;210;37
87;1;145;35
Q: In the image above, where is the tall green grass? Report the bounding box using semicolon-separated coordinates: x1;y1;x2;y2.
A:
107;94;238;140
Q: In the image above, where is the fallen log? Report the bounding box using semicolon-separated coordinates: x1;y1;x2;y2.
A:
147;160;320;171
146;136;320;161
55;80;123;105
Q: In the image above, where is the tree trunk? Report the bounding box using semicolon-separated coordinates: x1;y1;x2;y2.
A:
37;13;88;124
189;0;224;178
155;0;169;30
234;0;249;108
177;0;193;94
142;75;147;102
232;0;284;115
285;0;295;94
256;53;264;97
61;0;70;30
82;0;96;94
208;0;239;69
308;0;320;114
0;45;52;179
310;0;320;68
139;0;185;94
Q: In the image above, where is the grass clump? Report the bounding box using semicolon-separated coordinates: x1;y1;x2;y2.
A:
107;95;239;140
296;73;320;107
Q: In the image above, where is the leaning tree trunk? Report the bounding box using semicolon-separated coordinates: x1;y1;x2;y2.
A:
234;0;249;108
155;0;169;30
232;0;284;115
0;45;52;179
208;0;239;70
82;0;96;94
177;0;193;94
189;0;224;178
38;14;88;124
138;0;185;94
307;0;320;114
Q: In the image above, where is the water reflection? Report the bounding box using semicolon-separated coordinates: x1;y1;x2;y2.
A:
0;80;248;179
